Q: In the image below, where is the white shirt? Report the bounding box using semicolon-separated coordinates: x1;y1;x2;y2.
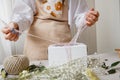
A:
11;0;88;32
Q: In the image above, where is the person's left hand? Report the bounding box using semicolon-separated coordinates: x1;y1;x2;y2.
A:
86;8;99;26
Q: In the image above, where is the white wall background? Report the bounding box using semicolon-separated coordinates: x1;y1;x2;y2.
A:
95;0;120;53
0;0;15;64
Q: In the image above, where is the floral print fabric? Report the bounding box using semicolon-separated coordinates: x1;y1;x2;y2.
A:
42;0;63;17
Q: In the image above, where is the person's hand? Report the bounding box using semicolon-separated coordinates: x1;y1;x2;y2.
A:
86;8;99;26
1;22;19;41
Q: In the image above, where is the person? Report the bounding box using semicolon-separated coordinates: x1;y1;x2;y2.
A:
1;0;99;61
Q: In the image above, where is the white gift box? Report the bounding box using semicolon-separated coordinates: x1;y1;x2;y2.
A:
48;43;87;67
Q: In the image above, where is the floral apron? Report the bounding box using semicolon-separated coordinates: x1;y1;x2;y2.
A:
24;0;72;61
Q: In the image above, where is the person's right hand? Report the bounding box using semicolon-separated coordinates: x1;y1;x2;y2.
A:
1;22;19;41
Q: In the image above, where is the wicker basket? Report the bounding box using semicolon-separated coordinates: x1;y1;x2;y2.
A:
3;55;29;75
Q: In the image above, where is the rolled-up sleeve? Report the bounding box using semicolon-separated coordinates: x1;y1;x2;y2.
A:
74;0;88;28
69;0;88;29
11;0;36;32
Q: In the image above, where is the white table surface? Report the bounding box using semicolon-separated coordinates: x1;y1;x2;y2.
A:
93;53;120;80
0;53;120;80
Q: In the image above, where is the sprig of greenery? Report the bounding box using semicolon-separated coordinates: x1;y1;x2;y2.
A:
1;68;8;78
111;61;120;67
101;62;109;70
1;57;103;80
27;64;46;72
101;61;120;74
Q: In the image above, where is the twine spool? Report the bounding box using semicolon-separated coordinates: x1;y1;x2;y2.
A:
3;55;29;75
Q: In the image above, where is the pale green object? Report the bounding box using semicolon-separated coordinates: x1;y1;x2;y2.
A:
86;68;100;80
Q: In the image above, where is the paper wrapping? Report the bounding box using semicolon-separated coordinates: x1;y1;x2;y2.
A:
48;43;87;67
